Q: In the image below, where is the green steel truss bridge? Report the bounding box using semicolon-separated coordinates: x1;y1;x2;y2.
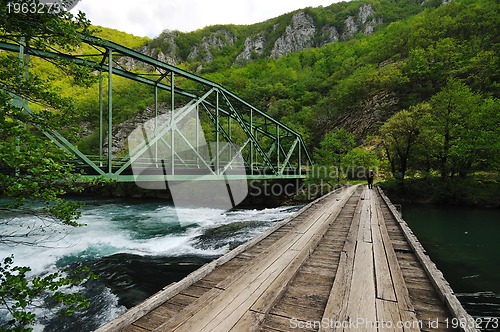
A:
1;36;312;183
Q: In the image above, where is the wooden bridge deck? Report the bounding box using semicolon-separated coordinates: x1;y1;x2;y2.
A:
97;185;477;332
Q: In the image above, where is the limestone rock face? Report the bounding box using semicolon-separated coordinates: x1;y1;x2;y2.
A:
321;25;340;46
270;12;316;58
188;30;236;63
333;91;399;137
358;3;375;24
342;16;358;40
127;3;382;66
342;4;378;40
236;35;266;63
119;30;179;70
263;5;378;59
103;105;172;155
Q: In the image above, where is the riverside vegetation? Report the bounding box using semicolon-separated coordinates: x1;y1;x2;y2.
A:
0;0;499;329
0;1;99;330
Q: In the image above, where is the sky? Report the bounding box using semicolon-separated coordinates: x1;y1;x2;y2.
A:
70;0;343;38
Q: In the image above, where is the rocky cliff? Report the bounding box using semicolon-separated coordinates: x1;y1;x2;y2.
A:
121;3;381;70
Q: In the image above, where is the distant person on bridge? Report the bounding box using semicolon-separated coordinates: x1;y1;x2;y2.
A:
367;170;374;189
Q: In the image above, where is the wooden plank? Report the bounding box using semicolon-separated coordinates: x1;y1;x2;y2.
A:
372;223;397;302
372;193;421;332
155;208;322;331
133;303;183;330
215;233;303;290
239;201;345;329
184;187;358;332
290;200;338;235
373;193;413;311
153;196;343;331
319;187;365;332
321;187;419;332
264;314;317;332
375;299;403;332
250;186;358;322
154;192;336;331
192;278;218;289
229;310;265;332
152;302;184;317
219;190;348;292
167;293;196;307
230;247;316;331
275;287;330;313
284;273;333;300
345;240;377;332
271;297;326;322
171;250;299;332
155;288;225;331
371;192;398;302
179;284;211;298
121;324;149;332
134;311;176;330
206;250;300;331
154;234;302;331
161;189;354;331
358;196;372;243
250;240;315;313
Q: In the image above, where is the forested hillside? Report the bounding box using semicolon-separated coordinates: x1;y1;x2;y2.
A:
2;0;499;203
76;0;498;145
134;0;445;70
109;0;499;203
199;0;498;143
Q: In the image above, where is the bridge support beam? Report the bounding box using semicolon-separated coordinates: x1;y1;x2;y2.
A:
170;71;175;175
99;71;104;165
107;48;113;174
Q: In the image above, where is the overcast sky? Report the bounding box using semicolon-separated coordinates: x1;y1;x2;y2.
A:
70;0;343;38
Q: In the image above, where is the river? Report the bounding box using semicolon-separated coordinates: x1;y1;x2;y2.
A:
1;199;498;331
403;204;500;328
0;199;300;331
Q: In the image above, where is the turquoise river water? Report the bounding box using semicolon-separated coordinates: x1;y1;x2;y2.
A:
403;204;500;330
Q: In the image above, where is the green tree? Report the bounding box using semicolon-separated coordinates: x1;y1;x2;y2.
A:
342;147;380;180
0;1;97;329
424;79;482;178
0;256;95;331
314;128;355;184
473;97;500;171
379;107;422;179
0;0;96;228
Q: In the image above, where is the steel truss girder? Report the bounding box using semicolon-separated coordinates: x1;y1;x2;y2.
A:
0;36;313;180
5;92;106;175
